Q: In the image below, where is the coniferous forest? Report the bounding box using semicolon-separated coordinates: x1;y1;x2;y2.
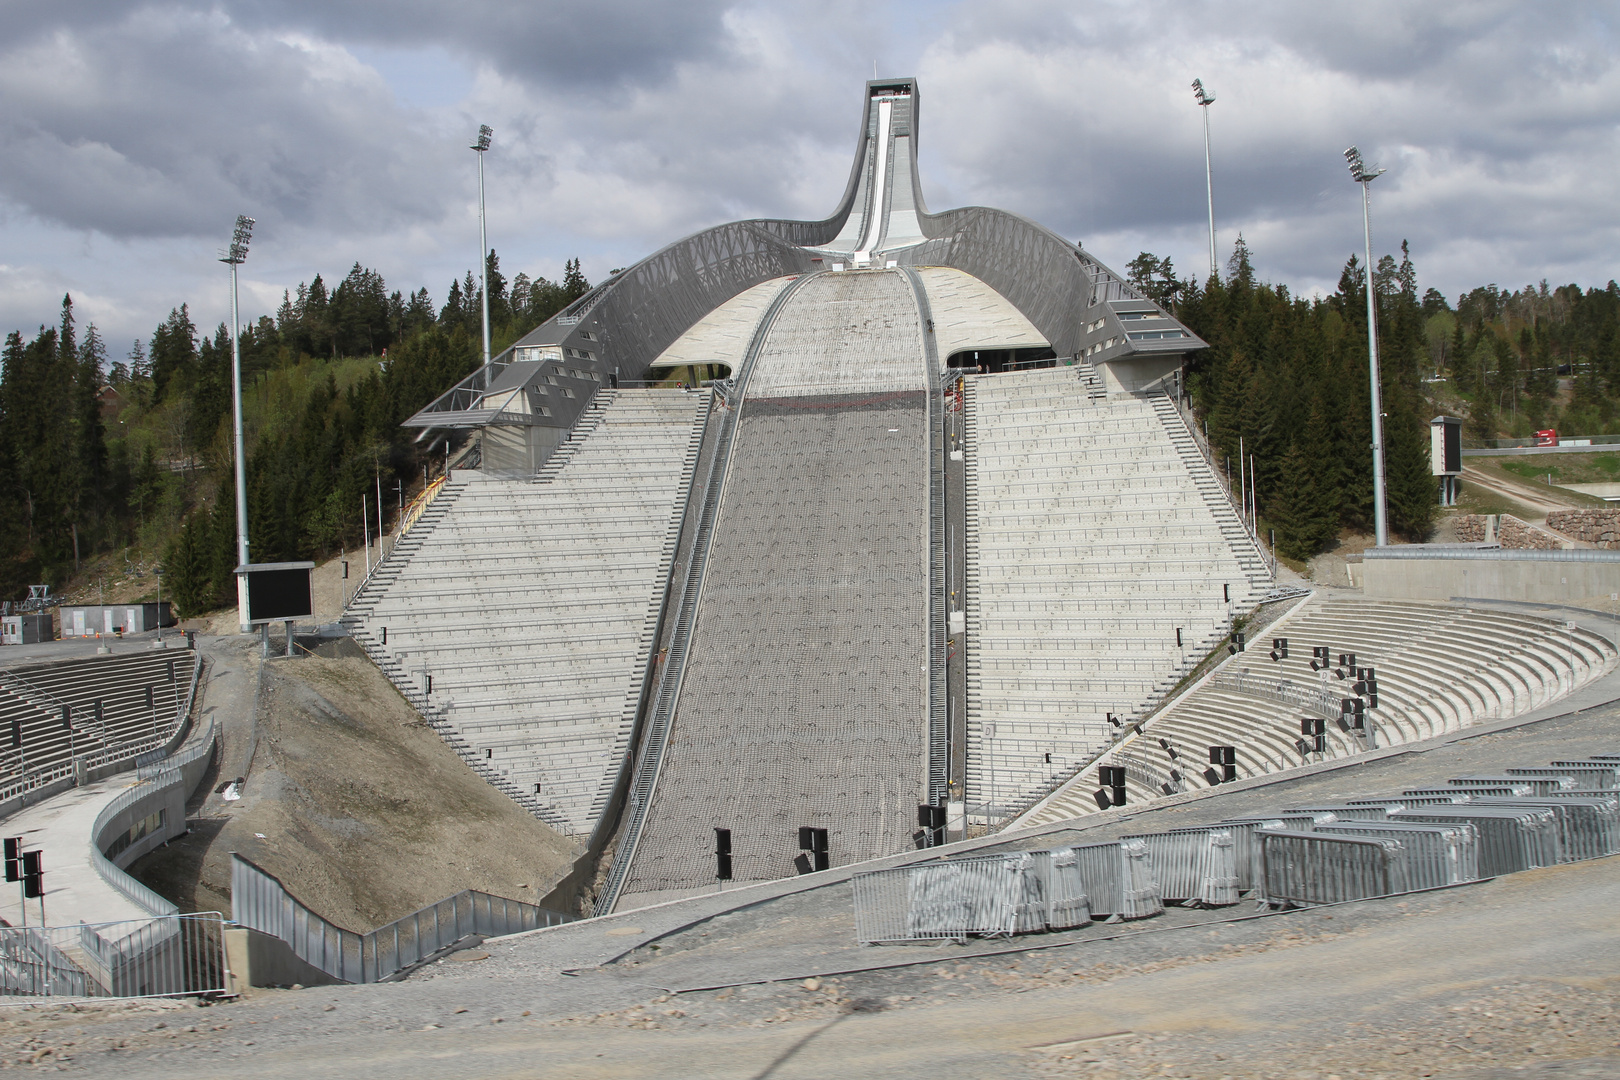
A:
2;239;1617;610
0;255;590;613
1131;240;1620;561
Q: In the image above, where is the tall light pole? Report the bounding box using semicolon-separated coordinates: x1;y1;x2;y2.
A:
1192;79;1217;282
471;124;493;367
220;215;255;631
1345;146;1389;547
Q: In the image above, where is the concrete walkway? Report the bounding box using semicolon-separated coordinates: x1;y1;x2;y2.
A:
0;634;248;928
0;772;155;928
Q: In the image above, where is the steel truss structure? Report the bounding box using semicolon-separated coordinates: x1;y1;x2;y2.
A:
404;78;1204;439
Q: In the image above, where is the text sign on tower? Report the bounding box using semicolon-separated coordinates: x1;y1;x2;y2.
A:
236;562;315;625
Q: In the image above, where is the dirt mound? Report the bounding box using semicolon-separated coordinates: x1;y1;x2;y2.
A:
130;652;581;930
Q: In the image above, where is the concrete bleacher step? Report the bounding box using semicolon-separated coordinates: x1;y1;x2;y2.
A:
344;389;709;836
963;370;1276;821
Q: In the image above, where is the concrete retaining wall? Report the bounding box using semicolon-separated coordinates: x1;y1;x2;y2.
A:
1362;553;1620;602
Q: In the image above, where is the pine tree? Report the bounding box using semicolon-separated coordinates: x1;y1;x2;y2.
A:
163;512;214;617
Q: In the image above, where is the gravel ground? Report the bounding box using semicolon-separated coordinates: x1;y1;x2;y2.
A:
3;669;1619;1078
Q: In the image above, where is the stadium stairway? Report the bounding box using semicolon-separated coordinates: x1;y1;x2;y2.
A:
341;388;709;837
1012;595;1620;828
962;369;1273;825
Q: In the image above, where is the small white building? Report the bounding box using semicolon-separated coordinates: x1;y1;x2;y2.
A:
58;602;173;638
0;613;52;645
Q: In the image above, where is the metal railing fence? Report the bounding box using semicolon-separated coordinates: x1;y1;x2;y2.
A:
852;849;1093;945
231;855;574;984
0;913;226;1001
1123;828;1240;906
1312;821;1480;888
90;715;219;917
1261;831;1397;906
1470;795;1620;862
1390;805;1558;876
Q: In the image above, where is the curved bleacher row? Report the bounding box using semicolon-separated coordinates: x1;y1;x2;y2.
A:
1015;596;1619;828
0;649;201;803
963;369;1272;823
342;388;709;837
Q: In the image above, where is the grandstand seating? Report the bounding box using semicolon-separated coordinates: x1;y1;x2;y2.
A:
618;270;934;902
342;389;708;837
962;368;1272;823
0;650;200;801
1014;596;1619;828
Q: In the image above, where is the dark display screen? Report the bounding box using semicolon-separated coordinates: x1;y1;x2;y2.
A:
245;568;313;622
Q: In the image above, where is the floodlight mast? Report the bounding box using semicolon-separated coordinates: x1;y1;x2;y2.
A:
472;125;493;367
1345;146;1389;547
1192;79;1217;282
220;215;255;630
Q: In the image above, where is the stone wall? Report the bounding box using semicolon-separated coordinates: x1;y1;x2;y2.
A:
1452;514;1567;550
1545;508;1620;548
1454;515;1489;543
1498;514;1567;550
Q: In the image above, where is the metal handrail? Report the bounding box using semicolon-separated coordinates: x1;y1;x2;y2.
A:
902;266;950;805
1152;392;1272;577
397;475;447;539
89;715;217;917
231;854;574;984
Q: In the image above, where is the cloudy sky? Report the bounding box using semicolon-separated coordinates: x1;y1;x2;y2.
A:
2;0;1617;350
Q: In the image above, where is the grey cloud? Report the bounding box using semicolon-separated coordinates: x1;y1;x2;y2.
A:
0;7;456;240
220;0;734;93
4;0;737;93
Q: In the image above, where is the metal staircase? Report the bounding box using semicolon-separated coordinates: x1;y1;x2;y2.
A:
1148;392;1273;588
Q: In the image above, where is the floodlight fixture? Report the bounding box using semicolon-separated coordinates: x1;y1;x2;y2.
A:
1346;145;1389;546
221;214;257;629
471;125;494;365
222;215;255;265
1192;80;1217;281
1344;145;1385;185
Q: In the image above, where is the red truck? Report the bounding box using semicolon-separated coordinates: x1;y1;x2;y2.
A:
1535;429;1558;447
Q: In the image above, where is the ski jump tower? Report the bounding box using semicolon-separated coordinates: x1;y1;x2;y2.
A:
369;79;1259;914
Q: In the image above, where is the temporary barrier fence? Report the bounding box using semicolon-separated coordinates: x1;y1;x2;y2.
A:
231;855;574;984
0;913;226;1001
1211;817;1286;894
1070;838;1163;919
852;850;1093;945
1391;805;1559;876
1279;804;1392;822
1470;795;1620;862
1018;848;1094;933
854;853;1021;944
1347;794;1477;808
1123;828;1239;906
1449;775;1576;796
1312;821;1480;887
1529;763;1620;790
1261;831;1398;906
